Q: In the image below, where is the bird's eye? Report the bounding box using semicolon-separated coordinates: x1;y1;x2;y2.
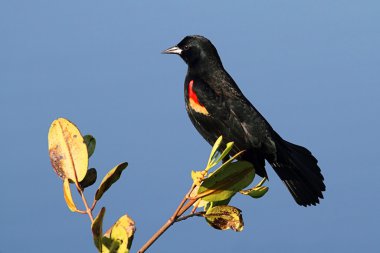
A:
183;45;189;50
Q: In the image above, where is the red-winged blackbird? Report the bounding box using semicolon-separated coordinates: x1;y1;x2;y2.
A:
163;35;325;206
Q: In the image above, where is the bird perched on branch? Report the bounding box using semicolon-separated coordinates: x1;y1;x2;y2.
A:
163;35;325;206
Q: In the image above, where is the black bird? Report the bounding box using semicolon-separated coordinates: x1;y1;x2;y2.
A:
163;35;325;206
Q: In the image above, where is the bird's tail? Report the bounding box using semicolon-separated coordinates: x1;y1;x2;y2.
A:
270;138;325;206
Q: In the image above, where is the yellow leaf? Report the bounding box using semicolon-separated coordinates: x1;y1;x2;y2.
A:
104;214;135;253
92;207;106;252
63;178;77;212
48;118;88;183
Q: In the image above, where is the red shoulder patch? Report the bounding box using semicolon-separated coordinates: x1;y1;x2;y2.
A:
188;80;209;115
188;80;201;105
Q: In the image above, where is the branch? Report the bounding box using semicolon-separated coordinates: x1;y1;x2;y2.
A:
137;185;198;253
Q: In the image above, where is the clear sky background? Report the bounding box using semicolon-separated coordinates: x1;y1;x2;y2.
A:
1;1;379;252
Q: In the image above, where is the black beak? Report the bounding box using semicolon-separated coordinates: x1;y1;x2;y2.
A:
162;46;182;55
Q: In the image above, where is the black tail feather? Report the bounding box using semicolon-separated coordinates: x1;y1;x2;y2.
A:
270;139;325;206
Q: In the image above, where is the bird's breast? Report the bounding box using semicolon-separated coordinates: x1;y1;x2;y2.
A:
188;80;209;116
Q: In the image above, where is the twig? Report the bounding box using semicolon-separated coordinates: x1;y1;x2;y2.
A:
90;199;98;211
137;185;198;253
175;212;205;222
190;199;200;214
77;187;94;223
75;209;87;214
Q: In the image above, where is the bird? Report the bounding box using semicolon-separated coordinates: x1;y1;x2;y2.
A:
162;35;325;206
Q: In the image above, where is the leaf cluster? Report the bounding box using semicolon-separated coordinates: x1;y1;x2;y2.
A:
48;118;269;252
48;118;134;252
190;136;269;231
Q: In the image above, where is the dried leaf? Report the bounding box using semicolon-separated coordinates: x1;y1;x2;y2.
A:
191;170;205;185
48;118;88;183
63;178;77;212
95;162;128;201
205;205;244;231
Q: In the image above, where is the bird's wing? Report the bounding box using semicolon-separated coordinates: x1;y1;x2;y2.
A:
227;94;277;152
190;76;273;177
191;77;274;152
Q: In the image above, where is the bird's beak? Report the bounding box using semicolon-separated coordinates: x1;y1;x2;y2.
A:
162;46;182;55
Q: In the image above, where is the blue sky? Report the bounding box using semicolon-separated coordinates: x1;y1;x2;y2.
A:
1;1;379;252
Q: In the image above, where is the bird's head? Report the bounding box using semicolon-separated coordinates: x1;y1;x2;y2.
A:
162;35;222;68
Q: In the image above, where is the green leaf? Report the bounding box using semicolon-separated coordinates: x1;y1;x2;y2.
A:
63;178;77;212
100;237;113;253
207;136;223;167
48;118;88;183
79;168;98;189
198;161;255;202
208;150;245;177
92;207;106;252
80;168;97;189
240;186;269;198
84;135;96;158
240;178;269;198
95;162;128;201
211;141;234;167
255;177;267;187
205;205;244;231
103;214;135;253
206;137;235;171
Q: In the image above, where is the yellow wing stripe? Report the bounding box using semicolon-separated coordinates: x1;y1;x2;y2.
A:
189;98;209;115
